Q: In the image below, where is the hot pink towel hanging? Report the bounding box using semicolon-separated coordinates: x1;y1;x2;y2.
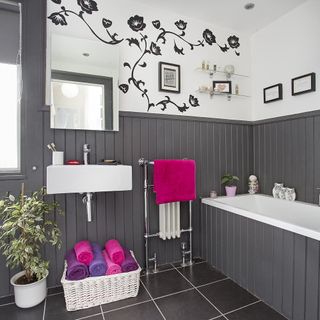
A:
153;159;196;205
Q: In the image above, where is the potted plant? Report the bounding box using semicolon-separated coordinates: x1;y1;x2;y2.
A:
221;174;240;197
0;184;62;308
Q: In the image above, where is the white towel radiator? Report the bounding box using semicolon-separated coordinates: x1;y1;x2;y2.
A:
138;158;193;274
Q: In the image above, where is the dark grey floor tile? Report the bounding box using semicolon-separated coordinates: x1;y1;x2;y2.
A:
198;279;258;313
0;295;14;306
141;269;192;298
106;301;163;320
141;263;174;276
101;283;150;312
177;262;227;286
45;293;101;320
0;301;44;320
47;286;63;296
156;288;220;320
227;301;287;320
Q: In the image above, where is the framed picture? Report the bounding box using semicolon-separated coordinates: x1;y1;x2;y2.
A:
159;62;181;93
292;72;316;96
263;83;283;103
212;81;232;94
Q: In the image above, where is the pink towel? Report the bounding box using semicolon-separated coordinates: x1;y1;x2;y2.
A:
74;240;94;266
153;159;196;205
102;250;122;275
105;239;125;265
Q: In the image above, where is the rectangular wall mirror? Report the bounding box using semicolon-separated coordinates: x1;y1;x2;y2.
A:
46;3;120;131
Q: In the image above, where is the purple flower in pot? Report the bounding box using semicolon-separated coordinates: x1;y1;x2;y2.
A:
221;174;240;197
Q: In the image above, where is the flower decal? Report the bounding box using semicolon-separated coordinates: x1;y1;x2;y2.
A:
119;84;129;94
51;0;61;3
102;18;112;29
189;95;199;107
227;35;240;49
128;15;146;32
48;13;67;26
150;42;161;56
77;0;98;14
152;20;161;29
203;29;216;45
175;20;187;31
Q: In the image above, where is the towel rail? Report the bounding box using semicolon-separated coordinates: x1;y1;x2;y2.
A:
138;158;193;274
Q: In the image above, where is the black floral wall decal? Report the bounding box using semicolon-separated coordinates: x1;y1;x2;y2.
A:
49;1;242;113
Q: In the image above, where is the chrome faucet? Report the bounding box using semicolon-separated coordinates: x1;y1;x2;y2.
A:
83;144;91;165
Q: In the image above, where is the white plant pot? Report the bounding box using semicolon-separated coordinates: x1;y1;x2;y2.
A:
10;270;48;308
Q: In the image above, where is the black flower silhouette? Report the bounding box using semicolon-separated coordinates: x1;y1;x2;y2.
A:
48;12;67;26
119;84;129;94
77;0;98;14
175;20;187;30
152;20;161;29
227;35;240;49
203;29;216;45
189;95;199;107
102;18;112;29
128;15;146;32
51;0;61;4
150;42;161;56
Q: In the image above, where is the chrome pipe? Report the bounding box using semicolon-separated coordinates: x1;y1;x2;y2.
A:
143;161;149;271
189;200;193;264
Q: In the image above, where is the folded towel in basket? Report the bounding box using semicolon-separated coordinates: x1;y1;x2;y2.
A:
74;240;94;266
65;249;89;281
121;249;139;272
89;243;107;277
102;250;122;275
153;159;196;205
105;239;125;265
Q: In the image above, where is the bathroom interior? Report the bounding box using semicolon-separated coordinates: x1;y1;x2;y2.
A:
0;0;319;319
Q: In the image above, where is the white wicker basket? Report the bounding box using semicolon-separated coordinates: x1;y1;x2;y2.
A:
61;252;141;311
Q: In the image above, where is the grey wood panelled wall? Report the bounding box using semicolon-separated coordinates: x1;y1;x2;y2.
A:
253;111;320;204
0;111;253;297
200;204;320;320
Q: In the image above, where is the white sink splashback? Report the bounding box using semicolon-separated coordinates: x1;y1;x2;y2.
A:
46;165;132;194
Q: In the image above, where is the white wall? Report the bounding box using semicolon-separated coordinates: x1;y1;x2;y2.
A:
251;0;320;121
48;0;252;121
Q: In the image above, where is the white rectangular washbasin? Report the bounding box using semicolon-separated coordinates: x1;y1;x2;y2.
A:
46;165;132;194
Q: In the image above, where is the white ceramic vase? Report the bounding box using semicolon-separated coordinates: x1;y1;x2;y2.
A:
10;270;48;308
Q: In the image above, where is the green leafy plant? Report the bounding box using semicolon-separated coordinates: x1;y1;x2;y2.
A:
0;185;62;284
221;174;240;186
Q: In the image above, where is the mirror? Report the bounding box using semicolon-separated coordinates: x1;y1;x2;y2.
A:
47;11;120;131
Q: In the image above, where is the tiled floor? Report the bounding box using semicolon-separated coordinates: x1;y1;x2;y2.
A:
0;260;288;320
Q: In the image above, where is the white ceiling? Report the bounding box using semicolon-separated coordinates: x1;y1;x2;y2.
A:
132;0;308;34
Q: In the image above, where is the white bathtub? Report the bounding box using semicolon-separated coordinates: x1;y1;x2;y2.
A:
202;194;320;241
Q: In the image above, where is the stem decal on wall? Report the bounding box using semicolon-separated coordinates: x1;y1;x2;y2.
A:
49;0;241;113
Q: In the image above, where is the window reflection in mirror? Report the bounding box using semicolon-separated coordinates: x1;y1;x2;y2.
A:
0;2;21;173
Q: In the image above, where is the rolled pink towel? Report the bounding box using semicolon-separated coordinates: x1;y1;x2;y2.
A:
105;239;125;265
74;240;94;266
102;250;122;275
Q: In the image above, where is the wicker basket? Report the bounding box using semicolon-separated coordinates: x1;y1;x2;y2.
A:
61;252;141;311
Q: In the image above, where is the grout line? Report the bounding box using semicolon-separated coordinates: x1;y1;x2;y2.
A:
0;301;15;307
140;280;166;320
42;298;47;320
104;300;150;314
75;313;104;320
223;300;261;316
100;305;106;320
171;264;226;318
47;291;63;297
153;287;194;300
195;277;229;289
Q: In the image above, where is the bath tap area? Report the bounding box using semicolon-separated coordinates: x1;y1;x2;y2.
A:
0;0;320;319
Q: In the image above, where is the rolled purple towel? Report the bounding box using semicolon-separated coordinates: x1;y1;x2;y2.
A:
121;249;139;272
66;249;89;281
89;243;107;277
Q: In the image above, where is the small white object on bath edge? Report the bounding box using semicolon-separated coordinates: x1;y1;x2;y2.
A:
202;194;320;241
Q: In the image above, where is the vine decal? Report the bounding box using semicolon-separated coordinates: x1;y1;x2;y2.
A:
49;0;241;113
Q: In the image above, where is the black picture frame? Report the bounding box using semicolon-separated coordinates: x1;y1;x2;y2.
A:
291;72;316;96
263;83;283;103
212;80;232;94
159;62;181;93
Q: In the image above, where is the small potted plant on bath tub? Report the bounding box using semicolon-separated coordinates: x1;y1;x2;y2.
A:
221;174;240;197
0;184;62;308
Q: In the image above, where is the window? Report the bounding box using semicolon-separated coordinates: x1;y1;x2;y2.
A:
0;2;21;173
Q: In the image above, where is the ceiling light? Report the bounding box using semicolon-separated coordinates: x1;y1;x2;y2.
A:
244;3;255;10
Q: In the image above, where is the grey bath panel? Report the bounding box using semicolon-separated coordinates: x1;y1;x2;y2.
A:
200;205;320;320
